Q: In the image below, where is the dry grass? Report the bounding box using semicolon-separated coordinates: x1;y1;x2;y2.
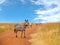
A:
0;23;15;33
30;23;60;45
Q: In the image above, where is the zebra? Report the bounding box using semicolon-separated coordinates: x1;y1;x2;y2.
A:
14;19;32;38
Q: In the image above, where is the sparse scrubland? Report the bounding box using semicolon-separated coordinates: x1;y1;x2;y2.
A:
30;23;60;45
0;23;60;45
0;23;14;33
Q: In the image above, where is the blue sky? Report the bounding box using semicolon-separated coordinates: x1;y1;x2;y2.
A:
0;0;60;23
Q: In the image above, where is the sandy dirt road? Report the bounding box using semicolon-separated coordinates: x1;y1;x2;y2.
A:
0;25;39;45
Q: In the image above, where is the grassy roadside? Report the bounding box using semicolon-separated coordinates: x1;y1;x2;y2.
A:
30;23;60;45
0;23;15;33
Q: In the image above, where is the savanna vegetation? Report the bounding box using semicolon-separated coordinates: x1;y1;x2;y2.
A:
30;23;60;45
0;23;60;45
0;23;14;33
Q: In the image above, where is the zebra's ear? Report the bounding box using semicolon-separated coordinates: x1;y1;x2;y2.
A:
25;19;26;22
25;19;28;22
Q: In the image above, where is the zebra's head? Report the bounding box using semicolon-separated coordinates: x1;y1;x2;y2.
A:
24;19;32;27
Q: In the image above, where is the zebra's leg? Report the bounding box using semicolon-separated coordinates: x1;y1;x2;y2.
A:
16;32;17;38
21;31;23;38
24;30;26;38
14;29;18;38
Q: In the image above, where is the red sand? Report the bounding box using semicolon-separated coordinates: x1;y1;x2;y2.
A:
0;25;39;45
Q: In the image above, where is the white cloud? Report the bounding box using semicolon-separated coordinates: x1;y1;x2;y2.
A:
33;0;60;23
0;0;7;11
0;0;6;4
30;0;42;5
35;7;59;16
30;0;60;6
19;0;26;4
